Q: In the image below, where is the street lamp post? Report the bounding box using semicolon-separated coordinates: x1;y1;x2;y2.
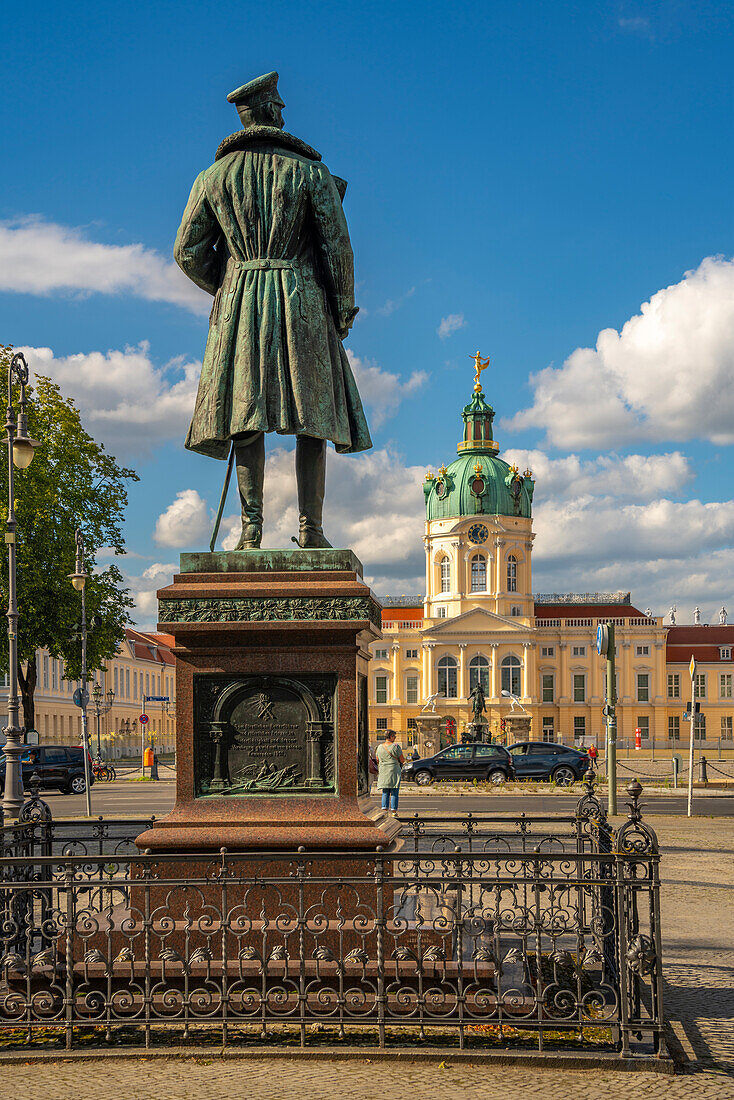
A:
68;528;92;816
91;681;115;761
2;352;40;820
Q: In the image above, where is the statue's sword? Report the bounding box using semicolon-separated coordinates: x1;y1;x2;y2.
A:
209;443;235;552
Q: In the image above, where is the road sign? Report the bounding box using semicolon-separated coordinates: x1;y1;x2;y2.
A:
73;687;89;708
689;655;697;678
596;623;609;656
139;713;149;725
146;696;170;702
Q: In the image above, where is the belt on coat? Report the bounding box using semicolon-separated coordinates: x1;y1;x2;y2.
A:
229;258;299;271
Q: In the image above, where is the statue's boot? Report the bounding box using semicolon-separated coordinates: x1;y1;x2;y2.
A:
295;435;332;548
233;431;265;549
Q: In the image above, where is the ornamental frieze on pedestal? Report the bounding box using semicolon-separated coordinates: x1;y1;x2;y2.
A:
159;595;381;628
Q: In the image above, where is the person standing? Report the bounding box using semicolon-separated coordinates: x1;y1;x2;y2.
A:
376;729;404;817
588;742;598;770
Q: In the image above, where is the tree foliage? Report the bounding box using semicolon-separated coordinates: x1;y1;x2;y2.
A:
0;346;139;729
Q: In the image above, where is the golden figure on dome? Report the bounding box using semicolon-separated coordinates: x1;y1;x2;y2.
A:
471;351;490;392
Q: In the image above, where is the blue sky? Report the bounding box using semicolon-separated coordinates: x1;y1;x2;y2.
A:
3;1;734;623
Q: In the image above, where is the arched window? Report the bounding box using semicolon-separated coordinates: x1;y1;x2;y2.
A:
470;554;486;592
440;556;451;593
507;555;517;592
469;654;490;693
501;655;521;696
437;655;458;698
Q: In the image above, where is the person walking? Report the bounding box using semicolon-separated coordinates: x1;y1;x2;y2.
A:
376;729;404;817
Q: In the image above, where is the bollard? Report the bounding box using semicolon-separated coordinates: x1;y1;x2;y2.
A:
672;756;679;789
700;755;708;785
151;752;159;781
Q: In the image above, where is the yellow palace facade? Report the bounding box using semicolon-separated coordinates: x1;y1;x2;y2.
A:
367;359;734;752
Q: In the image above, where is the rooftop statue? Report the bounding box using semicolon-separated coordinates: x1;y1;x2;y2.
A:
174;72;372;549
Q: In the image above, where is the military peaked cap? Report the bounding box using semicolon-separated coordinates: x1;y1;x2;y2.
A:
227;71;284;108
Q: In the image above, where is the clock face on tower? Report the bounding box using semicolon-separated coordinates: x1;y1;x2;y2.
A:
467;523;489;545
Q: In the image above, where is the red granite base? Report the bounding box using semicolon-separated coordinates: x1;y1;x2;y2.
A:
137;555;399;853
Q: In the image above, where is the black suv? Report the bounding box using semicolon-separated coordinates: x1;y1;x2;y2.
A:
508;741;589;786
401;742;515;786
0;745;93;795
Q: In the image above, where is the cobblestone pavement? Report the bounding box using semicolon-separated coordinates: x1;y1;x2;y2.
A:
5;815;733;1099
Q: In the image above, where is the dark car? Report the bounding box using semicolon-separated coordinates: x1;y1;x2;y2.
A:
0;745;93;796
401;742;515;787
508;741;589;786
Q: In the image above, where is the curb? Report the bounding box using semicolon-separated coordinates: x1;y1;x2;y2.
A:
0;1044;675;1074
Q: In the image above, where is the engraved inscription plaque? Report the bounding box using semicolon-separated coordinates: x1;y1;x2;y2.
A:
193;674;336;797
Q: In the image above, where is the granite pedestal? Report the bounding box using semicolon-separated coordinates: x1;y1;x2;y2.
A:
136;550;399;852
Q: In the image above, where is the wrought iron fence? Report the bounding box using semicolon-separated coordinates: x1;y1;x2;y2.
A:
0;778;663;1057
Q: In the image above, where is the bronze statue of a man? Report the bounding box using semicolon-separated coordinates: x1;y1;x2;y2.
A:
174;71;372;549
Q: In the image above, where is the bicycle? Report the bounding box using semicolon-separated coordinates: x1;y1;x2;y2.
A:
92;761;117;782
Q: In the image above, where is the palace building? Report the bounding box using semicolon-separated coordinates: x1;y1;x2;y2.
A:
368;358;734;751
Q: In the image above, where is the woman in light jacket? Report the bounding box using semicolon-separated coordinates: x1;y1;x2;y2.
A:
375;729;404;817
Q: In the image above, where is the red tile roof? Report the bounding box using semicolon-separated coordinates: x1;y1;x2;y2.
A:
666;625;734;663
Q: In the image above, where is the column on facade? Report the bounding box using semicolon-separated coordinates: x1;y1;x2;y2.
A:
490;642;499;700
423;643;435;700
391;643;401;704
494;539;505;598
458;643;467;700
522;641;532;700
558;642;568;703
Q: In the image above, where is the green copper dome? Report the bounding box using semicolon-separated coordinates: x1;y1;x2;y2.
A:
424;380;534;521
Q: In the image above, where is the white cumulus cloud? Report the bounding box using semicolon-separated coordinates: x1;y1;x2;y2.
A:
0;217;209;313
507;256;734;448
502;449;693;502
347;352;428;429
437;313;466;340
19;342;201;459
154;490;210;548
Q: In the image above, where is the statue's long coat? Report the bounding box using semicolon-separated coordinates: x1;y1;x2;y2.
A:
174;126;372;458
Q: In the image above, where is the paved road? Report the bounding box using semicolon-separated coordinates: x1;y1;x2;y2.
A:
31;781;734;818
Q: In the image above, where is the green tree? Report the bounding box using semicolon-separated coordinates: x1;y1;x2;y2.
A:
0;346;138;730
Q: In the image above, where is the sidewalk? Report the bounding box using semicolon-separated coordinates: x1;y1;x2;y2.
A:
5;816;733;1098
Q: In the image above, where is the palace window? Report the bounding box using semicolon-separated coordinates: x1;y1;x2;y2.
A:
720;647;732;660
469;654;490;694
720;673;732;699
437;655;458;699
440;557;450;593
573;674;585;703
572;645;586;658
52;661;58;691
470;554;486;592
722;716;733;740
511;605;522;617
406;675;419;705
507;555;517;592
694;673;706;698
573;716;586;740
374;648;389;660
541;646;554;658
437;607;447;618
637;673;649;702
668;673;680;699
406;648;418;659
669;716;680;740
375;675;388;704
694;712;706;740
637;716;650;740
635;645;649;656
126;669;130;698
542;716;555;742
375;718;388;733
501;655;521;697
114;667;119;695
43;655;49;689
542;674;554;703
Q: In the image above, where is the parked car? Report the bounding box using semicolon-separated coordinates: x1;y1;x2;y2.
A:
507;741;589;786
0;745;94;795
401;742;515;786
